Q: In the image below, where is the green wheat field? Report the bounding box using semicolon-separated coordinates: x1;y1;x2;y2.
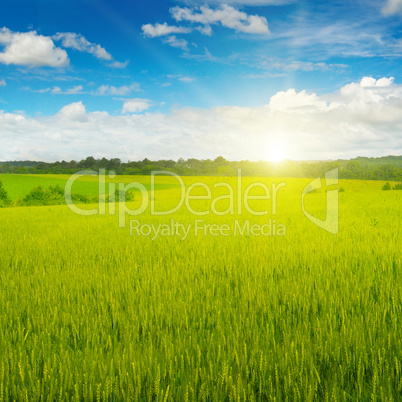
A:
0;174;401;401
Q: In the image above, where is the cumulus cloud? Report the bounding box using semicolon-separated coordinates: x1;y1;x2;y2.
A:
382;0;402;16
0;27;69;67
0;79;5;86
97;83;140;96
268;89;328;111
196;25;213;36
142;23;192;38
53;32;112;60
337;77;402;122
122;99;151;114
57;101;87;121
360;76;394;87
142;5;269;51
171;5;270;35
0;77;401;162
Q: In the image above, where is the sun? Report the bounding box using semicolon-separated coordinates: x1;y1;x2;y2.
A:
267;140;287;163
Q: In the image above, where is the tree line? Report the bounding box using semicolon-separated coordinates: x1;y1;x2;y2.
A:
0;155;401;181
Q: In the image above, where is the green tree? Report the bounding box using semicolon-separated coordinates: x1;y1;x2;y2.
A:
214;156;227;165
107;158;121;171
84;156;96;169
0;181;9;204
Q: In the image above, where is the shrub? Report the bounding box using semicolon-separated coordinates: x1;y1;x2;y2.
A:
23;186;53;205
46;184;64;199
23;186;48;202
382;182;392;190
114;189;135;202
21;184;90;206
393;182;402;190
70;193;90;203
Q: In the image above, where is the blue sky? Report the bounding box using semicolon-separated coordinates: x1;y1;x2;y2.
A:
1;0;402;161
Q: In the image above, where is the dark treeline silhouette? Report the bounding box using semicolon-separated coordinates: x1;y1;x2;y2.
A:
0;155;401;181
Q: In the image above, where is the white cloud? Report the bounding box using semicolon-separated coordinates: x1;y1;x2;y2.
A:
31;85;83;94
53;32;112;60
66;85;83;94
382;0;402;16
360;76;394;87
272;18;393;60
97;83;140;96
196;25;213;36
0;79;5;86
257;59;348;73
142;23;192;38
359;77;377;87
0;27;69;67
182;47;223;62
31;83;140;96
178;0;294;4
53;85;83;94
167;74;197;82
35;88;51;93
1;78;401;162
57;101;87;121
268;89;327;111
376;77;395;87
109;60;129;69
122;99;151;114
178;76;196;82
162;35;189;50
171;5;270;35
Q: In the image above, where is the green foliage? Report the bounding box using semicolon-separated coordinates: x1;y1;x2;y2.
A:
123;167;141;175
22;184;64;205
70;193;91;203
19;184;94;206
393;182;402;190
113;188;135;202
382;182;392;190
339;187;345;192
0;180;10;205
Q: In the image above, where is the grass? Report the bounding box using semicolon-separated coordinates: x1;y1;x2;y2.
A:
0;174;180;200
0;175;400;400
